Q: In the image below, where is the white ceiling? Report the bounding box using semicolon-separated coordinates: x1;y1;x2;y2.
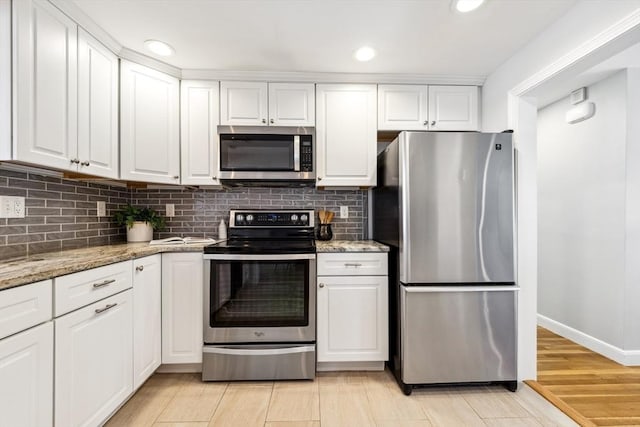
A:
71;0;578;79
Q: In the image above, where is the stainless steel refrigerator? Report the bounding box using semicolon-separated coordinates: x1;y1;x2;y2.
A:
373;131;518;395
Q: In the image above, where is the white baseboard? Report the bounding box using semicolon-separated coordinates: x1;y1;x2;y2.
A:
317;361;385;372
537;314;640;366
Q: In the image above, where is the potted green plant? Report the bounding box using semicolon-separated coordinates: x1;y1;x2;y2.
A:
113;204;166;242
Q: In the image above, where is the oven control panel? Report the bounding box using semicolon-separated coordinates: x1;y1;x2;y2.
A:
231;210;314;227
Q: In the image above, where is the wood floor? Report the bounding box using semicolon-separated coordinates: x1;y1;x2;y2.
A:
106;369;576;427
531;327;640;426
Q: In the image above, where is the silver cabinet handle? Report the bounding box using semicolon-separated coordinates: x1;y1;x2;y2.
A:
92;279;116;289
423;120;428;125
80;161;90;166
95;303;117;314
317;177;322;181
269;118;274;124
261;118;266;124
135;265;144;272
431;120;436;126
212;176;217;180
173;175;179;179
344;263;363;268
319;283;325;288
70;158;80;164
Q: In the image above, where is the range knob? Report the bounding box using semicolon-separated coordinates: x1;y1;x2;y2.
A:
236;214;244;222
246;214;254;222
291;214;299;222
300;214;308;223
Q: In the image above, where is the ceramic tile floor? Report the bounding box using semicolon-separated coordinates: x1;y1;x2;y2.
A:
105;370;578;427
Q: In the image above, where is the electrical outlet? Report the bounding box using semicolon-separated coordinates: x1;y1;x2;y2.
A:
0;196;26;218
96;201;106;217
340;205;349;219
166;204;175;217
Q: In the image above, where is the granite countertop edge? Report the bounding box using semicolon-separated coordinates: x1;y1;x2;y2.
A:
0;240;389;291
0;242;210;291
315;240;389;253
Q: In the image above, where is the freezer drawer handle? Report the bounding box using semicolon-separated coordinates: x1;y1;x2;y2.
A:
94;303;117;314
92;279;116;289
344;263;362;268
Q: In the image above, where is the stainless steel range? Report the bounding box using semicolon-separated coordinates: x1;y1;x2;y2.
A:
202;210;316;381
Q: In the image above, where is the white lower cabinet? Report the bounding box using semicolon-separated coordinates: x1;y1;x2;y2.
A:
55;290;133;427
133;255;161;390
0;322;53;427
162;253;203;364
317;252;388;366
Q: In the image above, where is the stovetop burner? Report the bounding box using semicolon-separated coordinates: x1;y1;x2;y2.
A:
204;209;316;255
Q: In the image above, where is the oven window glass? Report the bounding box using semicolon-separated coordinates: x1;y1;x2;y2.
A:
209;260;309;327
220;135;294;171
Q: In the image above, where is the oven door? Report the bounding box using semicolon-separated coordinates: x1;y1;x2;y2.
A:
203;253;316;343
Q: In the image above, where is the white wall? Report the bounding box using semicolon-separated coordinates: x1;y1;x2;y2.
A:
481;0;640;377
537;71;627;348
483;1;640;132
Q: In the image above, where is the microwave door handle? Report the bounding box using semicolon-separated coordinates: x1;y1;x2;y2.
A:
294;136;300;171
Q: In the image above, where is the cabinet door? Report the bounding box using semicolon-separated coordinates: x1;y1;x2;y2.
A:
268;83;315;126
316;84;377;187
0;322;53;427
378;84;428;131
77;28;118;179
13;0;78;170
133;255;161;390
220;81;268;126
181;80;221;186
162;253;203;364
428;85;479;131
120;60;180;184
55;291;133;427
317;275;388;362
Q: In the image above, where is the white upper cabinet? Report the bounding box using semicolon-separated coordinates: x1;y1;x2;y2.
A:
316;84;377;187
220;81;315;126
378;84;480;131
77;28;119;178
378;84;428;130
12;0;78;170
180;80;221;186
428;85;479;131
10;1;119;178
268;83;315;126
120;60;180;184
220;81;268;126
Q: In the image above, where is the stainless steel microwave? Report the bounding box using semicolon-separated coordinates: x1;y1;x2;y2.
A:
217;126;315;186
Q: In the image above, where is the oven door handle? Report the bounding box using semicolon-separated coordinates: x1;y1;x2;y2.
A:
203;345;315;356
203;253;316;261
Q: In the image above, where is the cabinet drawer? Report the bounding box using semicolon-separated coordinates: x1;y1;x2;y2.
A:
0;280;52;340
54;261;133;317
317;253;388;276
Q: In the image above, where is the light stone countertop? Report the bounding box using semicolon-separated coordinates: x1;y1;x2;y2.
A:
315;240;389;253
0;242;212;291
1;239;389;292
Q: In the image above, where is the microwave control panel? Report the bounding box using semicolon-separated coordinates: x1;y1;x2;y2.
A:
300;136;313;172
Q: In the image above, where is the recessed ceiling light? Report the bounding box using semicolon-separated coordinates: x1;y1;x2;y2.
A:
454;0;485;13
355;46;376;62
144;40;175;56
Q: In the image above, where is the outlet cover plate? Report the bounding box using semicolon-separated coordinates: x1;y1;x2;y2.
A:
0;196;26;218
97;201;106;217
166;204;175;217
340;206;349;219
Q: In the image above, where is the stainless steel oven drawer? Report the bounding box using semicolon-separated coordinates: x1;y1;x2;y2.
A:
202;344;315;381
